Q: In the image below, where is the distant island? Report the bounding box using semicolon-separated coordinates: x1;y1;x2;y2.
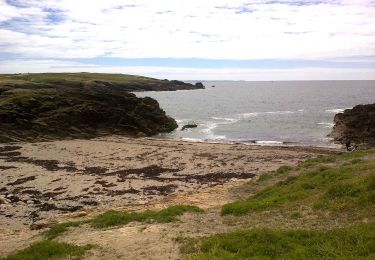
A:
0;73;204;142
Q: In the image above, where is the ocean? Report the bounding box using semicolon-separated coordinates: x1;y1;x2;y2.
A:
135;81;375;147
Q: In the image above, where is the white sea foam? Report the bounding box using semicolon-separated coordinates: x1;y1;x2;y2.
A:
240;109;303;118
181;137;203;142
240;112;259;118
325;108;351;113
265;110;294;115
255;140;283;145
200;122;227;140
317;122;334;128
211;116;239;123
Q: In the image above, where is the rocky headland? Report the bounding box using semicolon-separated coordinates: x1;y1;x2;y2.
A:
0;73;204;142
330;103;375;146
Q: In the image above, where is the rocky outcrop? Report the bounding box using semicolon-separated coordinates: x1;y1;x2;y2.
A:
0;74;186;142
330;103;375;146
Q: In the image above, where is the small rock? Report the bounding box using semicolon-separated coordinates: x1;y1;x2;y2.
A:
30;219;58;230
0;196;10;204
66;210;88;218
181;123;198;131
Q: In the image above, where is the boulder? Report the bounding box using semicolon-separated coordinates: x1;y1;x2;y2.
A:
181;123;198;131
330;103;375;146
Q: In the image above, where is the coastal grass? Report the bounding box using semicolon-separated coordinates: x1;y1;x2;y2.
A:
222;149;375;216
0;72;158;86
4;240;94;260
257;164;293;182
90;205;203;228
42;205;203;239
186;224;375;259
43;221;83;240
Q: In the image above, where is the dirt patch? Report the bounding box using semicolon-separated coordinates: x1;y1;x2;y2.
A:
143;184;178;195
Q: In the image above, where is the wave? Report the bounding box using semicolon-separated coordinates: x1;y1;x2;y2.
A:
181;137;204;142
200;122;226;140
325;108;351;113
211;116;239;123
240;109;304;118
255;140;284;145
317;122;334;128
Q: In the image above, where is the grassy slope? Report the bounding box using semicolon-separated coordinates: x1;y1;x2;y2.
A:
0;73;159;86
186;149;375;259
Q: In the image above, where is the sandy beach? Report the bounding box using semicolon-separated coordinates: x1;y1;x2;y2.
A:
0;136;341;257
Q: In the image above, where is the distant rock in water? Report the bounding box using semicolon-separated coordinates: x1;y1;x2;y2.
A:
181;123;198;131
0;73;201;142
330;103;375;146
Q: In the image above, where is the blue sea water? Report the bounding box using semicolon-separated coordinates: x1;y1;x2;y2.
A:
135;81;375;147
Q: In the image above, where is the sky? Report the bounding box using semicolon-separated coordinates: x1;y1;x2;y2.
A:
0;0;375;80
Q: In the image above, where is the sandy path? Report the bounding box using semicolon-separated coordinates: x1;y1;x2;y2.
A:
0;136;340;257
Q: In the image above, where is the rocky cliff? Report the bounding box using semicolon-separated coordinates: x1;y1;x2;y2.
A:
0;73;202;142
330;103;375;146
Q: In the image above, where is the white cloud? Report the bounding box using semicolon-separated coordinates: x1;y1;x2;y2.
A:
0;59;374;80
0;0;374;60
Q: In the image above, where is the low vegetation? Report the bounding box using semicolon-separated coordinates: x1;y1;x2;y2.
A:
4;240;93;260
41;205;202;240
180;149;375;259
43;221;83;240
188;224;375;259
222;149;375;216
90;205;203;228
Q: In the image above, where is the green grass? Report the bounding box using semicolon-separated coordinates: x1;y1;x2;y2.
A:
276;165;293;174
4;240;94;260
187;224;375;259
43;221;83;240
222;149;375;216
300;155;337;168
1;72;158;86
257;165;293;183
90;205;203;228
42;205;203;239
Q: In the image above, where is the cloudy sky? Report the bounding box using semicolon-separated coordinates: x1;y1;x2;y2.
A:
0;0;375;80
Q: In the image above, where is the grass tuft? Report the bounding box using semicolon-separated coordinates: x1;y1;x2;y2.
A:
276;165;293;174
43;221;83;240
90;205;203;228
4;240;93;260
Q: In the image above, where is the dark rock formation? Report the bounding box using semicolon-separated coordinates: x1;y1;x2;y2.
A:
181;123;198;131
194;82;205;89
330;103;375;146
0;74;187;142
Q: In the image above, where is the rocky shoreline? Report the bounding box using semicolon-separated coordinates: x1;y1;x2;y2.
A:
330;103;375;147
0;73;205;142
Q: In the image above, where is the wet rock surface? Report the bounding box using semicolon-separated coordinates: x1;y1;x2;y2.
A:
330;103;375;146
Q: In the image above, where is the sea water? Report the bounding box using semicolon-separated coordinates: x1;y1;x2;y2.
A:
135;81;375;147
